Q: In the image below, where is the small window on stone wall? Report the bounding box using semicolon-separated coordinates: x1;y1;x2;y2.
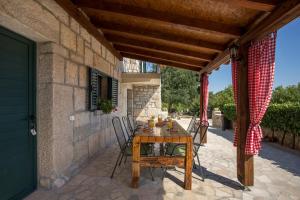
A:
89;67;118;111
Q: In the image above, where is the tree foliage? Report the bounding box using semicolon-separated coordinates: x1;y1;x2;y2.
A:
209;85;234;110
161;67;199;113
271;83;300;104
210;83;300;110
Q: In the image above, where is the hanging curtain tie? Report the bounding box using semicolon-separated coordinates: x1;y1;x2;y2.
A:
249;122;261;128
248;123;263;136
248;124;262;135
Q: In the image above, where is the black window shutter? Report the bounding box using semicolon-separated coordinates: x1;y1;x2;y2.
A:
107;77;112;100
89;68;99;110
111;78;118;106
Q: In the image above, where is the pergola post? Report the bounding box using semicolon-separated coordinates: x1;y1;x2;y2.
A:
199;74;207;144
236;45;254;186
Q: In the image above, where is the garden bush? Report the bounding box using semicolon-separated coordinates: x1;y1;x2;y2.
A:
222;103;236;121
222;103;300;148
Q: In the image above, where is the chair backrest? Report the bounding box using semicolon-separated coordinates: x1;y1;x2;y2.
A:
192;124;201;142
186;116;196;133
127;114;136;132
192;121;209;143
112;117;127;151
122;116;133;138
200;121;209;143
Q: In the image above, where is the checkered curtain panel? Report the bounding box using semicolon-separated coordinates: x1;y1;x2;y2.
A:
246;32;277;155
231;60;239;147
201;73;209;123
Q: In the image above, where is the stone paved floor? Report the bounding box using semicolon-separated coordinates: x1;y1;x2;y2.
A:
26;118;300;200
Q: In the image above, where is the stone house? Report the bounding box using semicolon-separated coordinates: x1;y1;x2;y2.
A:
0;1;161;199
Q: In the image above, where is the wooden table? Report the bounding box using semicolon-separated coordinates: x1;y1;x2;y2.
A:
131;121;193;190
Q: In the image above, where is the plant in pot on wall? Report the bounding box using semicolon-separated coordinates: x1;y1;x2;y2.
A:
97;98;114;114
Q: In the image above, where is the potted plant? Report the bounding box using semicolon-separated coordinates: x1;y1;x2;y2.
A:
148;115;155;128
97;99;114;114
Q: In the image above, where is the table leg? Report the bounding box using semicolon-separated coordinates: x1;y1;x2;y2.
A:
160;143;164;156
131;136;140;188
184;137;193;190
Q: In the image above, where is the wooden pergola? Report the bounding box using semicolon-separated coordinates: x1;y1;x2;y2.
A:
55;0;300;186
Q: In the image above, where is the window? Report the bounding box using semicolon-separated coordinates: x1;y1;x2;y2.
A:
89;68;118;111
139;61;158;73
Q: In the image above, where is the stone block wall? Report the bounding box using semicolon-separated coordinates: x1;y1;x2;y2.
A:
261;127;300;151
133;85;162;121
212;110;223;128
0;0;122;189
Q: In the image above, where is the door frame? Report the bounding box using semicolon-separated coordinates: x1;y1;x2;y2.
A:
0;26;37;198
127;89;133;116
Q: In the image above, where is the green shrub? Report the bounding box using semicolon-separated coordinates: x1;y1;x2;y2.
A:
222;103;300;146
271;83;300;104
262;103;300;135
222;104;236;121
97;99;114;114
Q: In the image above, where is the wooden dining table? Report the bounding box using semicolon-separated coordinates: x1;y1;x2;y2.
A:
131;121;193;190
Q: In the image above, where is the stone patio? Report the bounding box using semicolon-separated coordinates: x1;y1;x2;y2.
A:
26;118;300;200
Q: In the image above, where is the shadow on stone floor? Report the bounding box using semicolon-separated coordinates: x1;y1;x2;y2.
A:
208;127;234;143
258;143;300;177
163;165;244;191
208;126;300;177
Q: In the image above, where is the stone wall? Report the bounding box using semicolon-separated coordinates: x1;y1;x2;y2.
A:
133;85;162;121
231;121;300;151
261;127;300;151
0;0;122;189
212;110;223;128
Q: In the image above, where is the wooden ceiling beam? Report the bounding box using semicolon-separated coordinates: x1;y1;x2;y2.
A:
226;0;278;11
105;34;216;61
199;49;230;74
73;0;243;37
201;0;300;74
121;52;202;72
115;45;207;67
114;44;211;63
239;0;300;45
90;19;224;52
54;0;122;60
115;44;210;62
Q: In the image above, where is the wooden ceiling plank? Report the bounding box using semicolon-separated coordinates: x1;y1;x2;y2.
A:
227;0;278;11
73;0;243;37
54;0;122;60
115;45;207;67
121;51;203;68
201;0;300;74
239;0;300;45
90;19;224;52
106;34;216;61
122;52;202;71
115;44;210;63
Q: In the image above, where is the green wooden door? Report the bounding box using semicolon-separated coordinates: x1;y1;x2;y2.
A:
0;26;36;200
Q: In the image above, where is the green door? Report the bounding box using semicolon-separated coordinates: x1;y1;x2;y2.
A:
0;26;36;200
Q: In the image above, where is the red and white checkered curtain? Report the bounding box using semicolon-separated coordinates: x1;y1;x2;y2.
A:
201;73;209;123
246;32;276;155
231;60;239;147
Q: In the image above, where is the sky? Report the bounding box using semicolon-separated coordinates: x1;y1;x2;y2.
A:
209;18;300;93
